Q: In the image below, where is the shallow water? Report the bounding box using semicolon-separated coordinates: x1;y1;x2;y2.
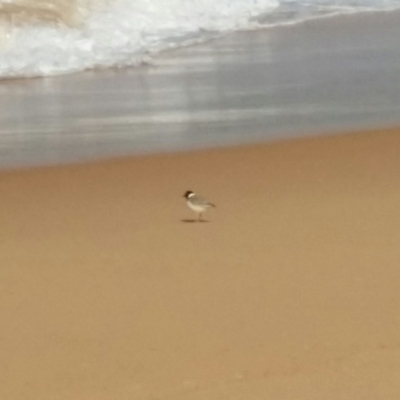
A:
1;11;400;169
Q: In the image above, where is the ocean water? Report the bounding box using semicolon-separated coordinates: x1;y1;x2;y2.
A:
1;9;400;169
1;0;400;78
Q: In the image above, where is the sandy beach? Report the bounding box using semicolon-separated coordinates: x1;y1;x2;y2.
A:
1;127;399;399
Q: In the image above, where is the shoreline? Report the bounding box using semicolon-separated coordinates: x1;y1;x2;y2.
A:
1;124;398;173
2;9;400;169
1;127;400;399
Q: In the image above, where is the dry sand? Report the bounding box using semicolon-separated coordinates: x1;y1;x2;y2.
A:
1;128;400;399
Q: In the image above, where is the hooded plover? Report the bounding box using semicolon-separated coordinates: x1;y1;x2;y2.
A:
183;190;215;221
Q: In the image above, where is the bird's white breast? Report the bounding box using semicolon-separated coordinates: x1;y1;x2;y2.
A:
187;201;207;213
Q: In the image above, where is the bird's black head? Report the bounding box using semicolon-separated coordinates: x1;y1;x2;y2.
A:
183;190;193;199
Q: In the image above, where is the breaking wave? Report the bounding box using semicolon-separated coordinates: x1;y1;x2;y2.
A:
0;0;399;78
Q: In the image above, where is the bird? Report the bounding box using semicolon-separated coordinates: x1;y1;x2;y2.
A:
183;190;215;222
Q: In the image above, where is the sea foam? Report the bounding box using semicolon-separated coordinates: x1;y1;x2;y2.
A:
1;0;400;79
0;0;278;78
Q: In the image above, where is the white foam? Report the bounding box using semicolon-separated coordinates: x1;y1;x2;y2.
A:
0;0;278;78
1;0;400;79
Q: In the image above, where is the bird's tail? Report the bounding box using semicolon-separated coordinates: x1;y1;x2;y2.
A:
208;203;216;207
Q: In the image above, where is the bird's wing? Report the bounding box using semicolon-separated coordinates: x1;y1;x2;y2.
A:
193;194;215;207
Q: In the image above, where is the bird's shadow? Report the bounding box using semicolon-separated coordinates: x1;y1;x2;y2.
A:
181;219;210;223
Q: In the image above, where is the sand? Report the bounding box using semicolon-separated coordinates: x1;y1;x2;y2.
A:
1;128;400;399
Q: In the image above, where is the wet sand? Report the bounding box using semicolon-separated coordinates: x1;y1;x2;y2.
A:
1;128;400;399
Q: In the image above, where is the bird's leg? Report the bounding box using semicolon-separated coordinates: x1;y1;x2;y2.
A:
198;213;202;222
